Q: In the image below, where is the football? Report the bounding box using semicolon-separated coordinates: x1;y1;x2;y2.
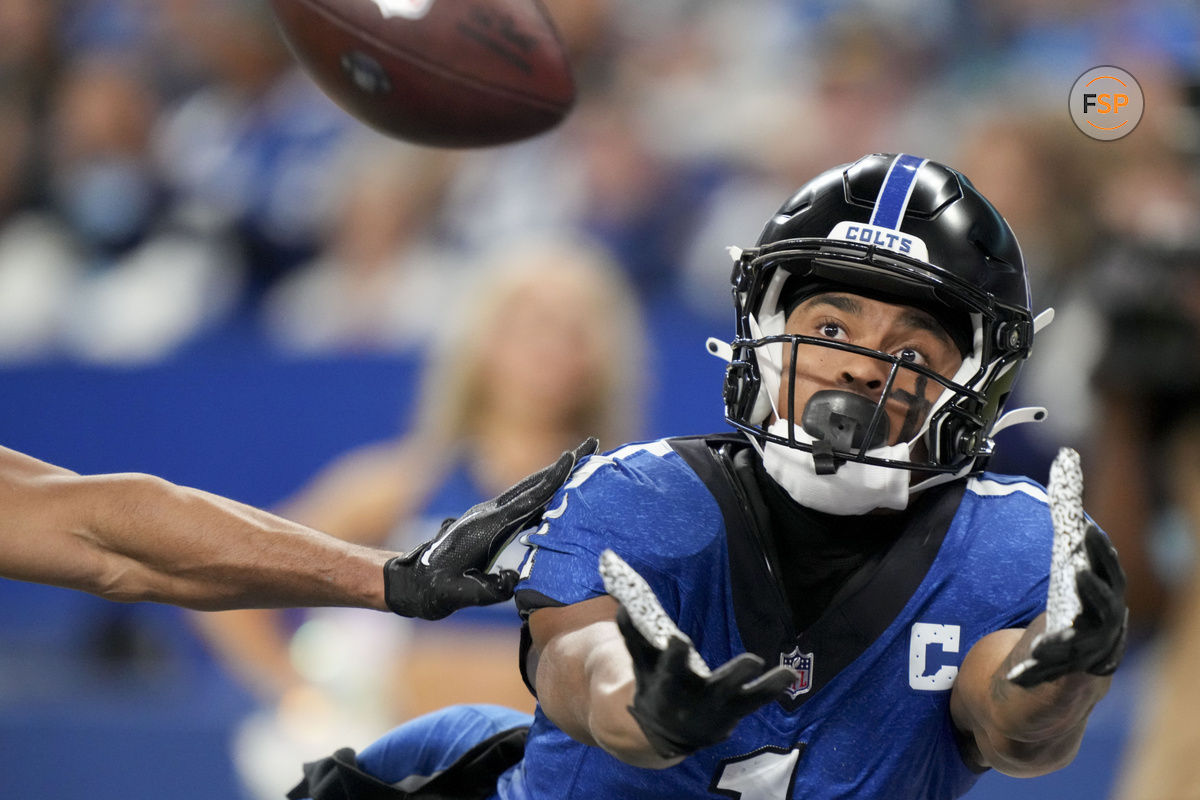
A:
269;0;576;147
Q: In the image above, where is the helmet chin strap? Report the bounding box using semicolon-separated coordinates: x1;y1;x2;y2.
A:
748;421;915;515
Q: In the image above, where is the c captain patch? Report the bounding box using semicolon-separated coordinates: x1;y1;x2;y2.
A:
781;647;814;698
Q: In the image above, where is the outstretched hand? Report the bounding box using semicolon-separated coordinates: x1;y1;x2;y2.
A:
1008;524;1127;687
1008;449;1128;688
600;549;797;760
383;437;597;620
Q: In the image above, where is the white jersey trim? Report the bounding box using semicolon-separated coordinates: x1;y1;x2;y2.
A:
564;439;674;490
966;476;1048;504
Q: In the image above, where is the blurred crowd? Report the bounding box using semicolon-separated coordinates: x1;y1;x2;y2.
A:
2;0;1200;798
1;0;1195;362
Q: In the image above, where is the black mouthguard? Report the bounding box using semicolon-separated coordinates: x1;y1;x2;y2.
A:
800;390;890;475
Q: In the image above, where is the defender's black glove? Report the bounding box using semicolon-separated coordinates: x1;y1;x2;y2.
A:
1008;524;1128;687
600;550;797;760
1008;448;1128;688
384;437;597;620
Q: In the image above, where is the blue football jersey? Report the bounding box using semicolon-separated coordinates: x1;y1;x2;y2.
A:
503;434;1056;800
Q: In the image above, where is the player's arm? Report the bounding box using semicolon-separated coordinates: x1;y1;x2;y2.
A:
528;594;677;769
951;532;1126;776
527;551;795;769
952;448;1128;777
949;611;1112;776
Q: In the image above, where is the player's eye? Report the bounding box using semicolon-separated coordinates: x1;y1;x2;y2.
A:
894;346;928;366
818;320;847;340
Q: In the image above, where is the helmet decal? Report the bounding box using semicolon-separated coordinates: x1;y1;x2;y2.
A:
867;153;929;229
827;153;932;260
826;221;929;261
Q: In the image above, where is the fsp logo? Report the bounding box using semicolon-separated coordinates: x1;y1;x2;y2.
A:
909;622;960;691
1069;66;1143;141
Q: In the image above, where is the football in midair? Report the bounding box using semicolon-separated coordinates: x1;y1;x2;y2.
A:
269;0;575;147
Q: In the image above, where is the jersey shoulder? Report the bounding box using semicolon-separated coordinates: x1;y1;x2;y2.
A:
956;471;1057;571
516;436;732;610
962;469;1110;545
544;436;728;555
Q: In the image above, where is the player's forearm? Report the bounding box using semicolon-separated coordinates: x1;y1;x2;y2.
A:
535;617;682;769
953;621;1110;776
79;472;393;610
583;638;685;768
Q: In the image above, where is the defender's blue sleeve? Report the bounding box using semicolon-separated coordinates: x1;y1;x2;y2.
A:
515;441;724;622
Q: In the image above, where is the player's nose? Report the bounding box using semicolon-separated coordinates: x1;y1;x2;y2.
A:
834;351;890;395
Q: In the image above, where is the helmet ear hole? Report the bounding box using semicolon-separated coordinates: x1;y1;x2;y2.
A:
953;426;975;459
724;360;775;426
723;362;755;421
927;401;983;468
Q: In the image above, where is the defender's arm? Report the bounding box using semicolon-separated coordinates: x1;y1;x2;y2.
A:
1;439;593;614
0;445;391;610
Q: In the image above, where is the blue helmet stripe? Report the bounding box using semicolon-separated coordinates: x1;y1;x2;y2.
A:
868;153;928;230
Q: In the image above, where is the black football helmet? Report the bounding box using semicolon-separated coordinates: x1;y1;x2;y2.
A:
721;152;1039;476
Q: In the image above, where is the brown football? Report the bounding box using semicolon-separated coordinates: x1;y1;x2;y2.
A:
269;0;575;147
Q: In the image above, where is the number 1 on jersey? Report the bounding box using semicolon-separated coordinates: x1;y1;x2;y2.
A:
711;744;805;799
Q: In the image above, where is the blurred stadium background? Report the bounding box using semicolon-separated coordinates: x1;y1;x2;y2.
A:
0;0;1197;798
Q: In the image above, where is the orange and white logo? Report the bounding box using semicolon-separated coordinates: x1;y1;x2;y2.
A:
1069;66;1143;141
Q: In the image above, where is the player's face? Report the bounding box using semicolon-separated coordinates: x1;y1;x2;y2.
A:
778;292;964;445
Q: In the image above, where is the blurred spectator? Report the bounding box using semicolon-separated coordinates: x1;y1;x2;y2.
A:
0;0;62;116
151;0;352;299
46;53;244;364
0;87;77;361
1093;236;1200;800
436;93;700;300
195;235;647;799
675;12;933;320
46;54;165;262
261;137;462;354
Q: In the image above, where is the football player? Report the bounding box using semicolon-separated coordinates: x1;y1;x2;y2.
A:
290;154;1127;800
0;438;595;618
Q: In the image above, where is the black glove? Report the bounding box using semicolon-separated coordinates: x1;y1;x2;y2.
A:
616;606;797;760
1009;524;1128;688
384;437;597;620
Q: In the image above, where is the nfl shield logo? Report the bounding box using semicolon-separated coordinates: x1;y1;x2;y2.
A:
780;647;814;698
